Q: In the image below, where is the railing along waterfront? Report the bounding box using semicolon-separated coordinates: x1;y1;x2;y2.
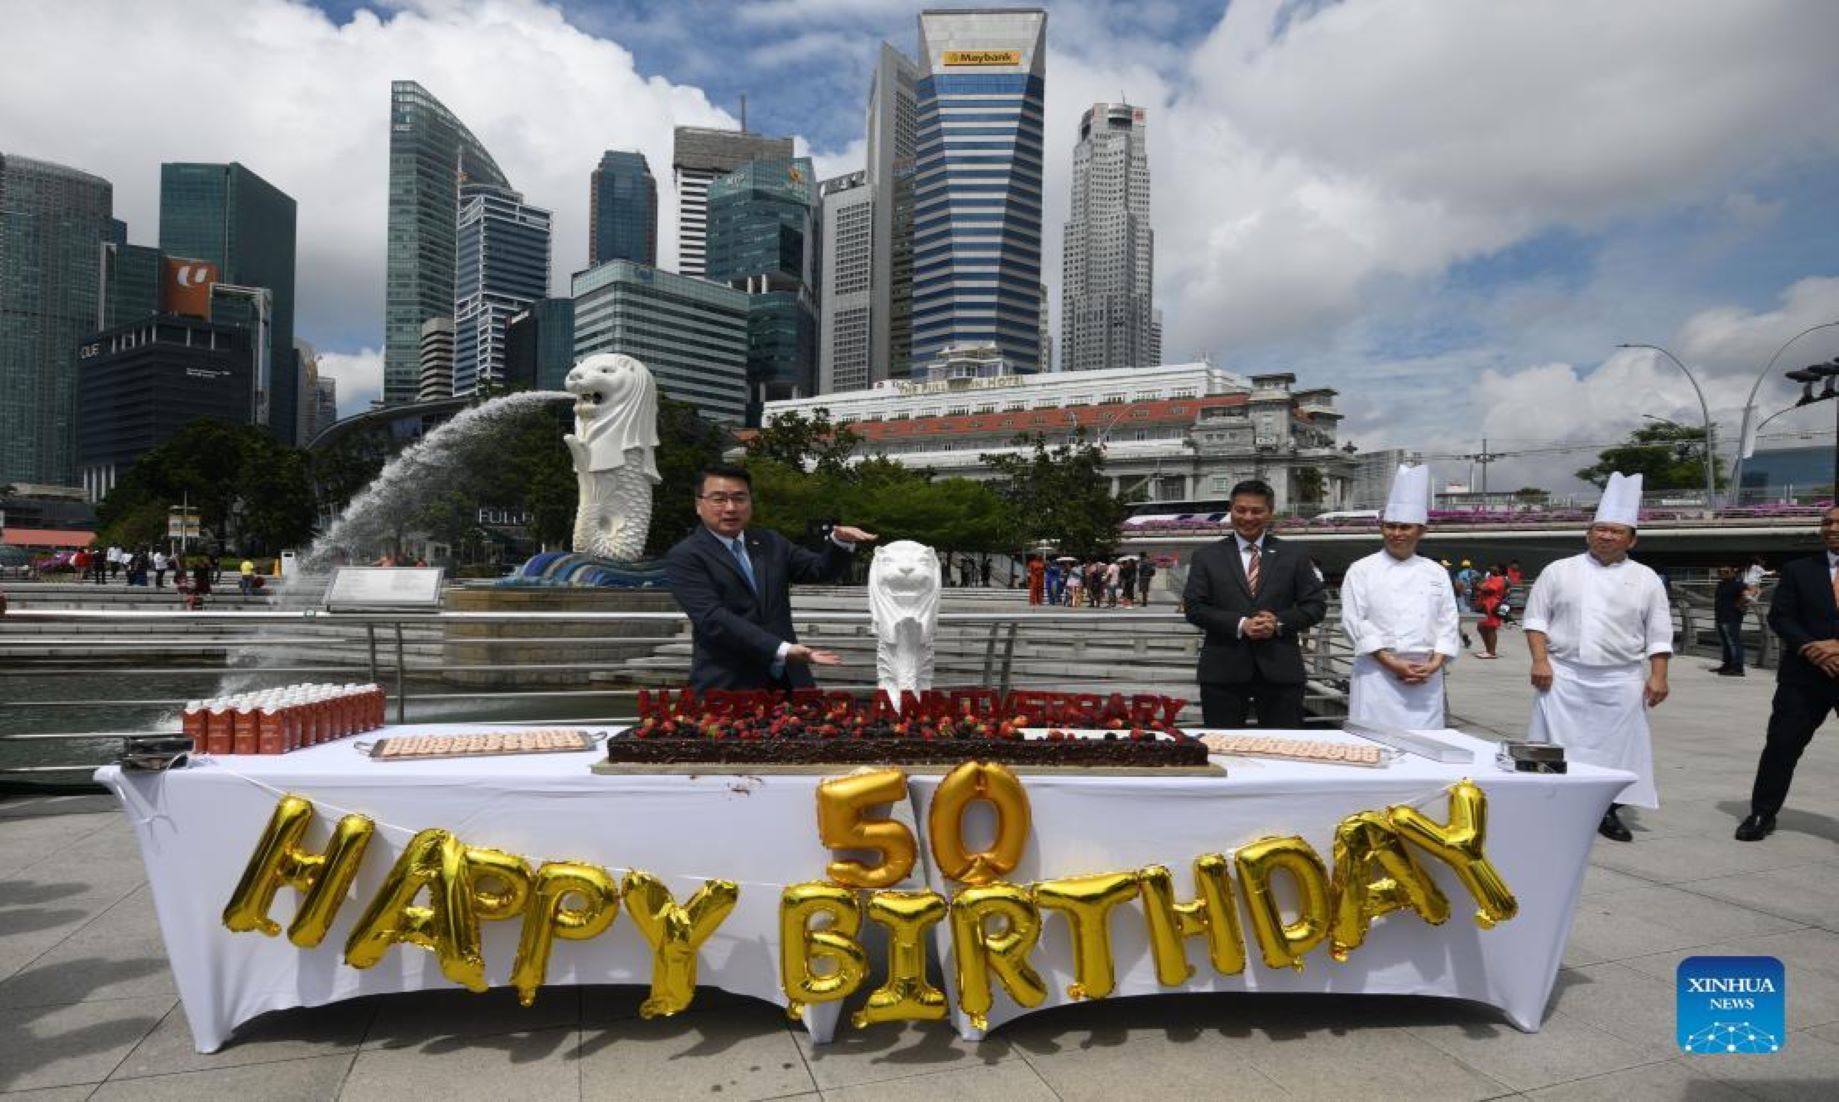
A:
0;599;1370;784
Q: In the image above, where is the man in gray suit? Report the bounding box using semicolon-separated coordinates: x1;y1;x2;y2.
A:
1182;479;1328;728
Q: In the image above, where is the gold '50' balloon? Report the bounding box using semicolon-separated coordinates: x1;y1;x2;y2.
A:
929;761;1031;886
815;768;917;889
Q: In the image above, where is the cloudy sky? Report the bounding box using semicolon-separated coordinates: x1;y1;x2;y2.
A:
7;0;1839;492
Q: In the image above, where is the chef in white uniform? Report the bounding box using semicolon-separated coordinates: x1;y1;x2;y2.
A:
1523;472;1673;841
1341;464;1462;729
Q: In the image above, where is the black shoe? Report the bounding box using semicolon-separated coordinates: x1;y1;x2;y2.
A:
1598;808;1634;842
1734;814;1776;841
1717;668;1746;677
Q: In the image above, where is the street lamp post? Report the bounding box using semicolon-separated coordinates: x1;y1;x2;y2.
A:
1730;321;1839;504
1785;358;1839;498
1616;343;1718;512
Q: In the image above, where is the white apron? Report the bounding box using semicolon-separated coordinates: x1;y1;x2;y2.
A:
1348;653;1446;730
1527;656;1656;808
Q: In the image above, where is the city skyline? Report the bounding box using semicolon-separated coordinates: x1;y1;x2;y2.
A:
3;0;1839;491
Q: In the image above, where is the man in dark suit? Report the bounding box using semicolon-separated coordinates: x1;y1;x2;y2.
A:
664;464;877;691
1182;479;1328;728
1737;505;1839;840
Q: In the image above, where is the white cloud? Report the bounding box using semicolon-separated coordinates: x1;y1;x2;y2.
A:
1341;278;1839;494
1148;0;1839;360
315;348;384;419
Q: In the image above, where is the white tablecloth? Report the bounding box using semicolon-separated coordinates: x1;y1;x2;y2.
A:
96;726;1629;1052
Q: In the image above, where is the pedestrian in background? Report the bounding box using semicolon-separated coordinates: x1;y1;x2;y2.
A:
1713;563;1749;677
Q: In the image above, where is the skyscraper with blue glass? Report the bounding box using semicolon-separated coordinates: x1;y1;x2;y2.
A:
911;8;1047;375
589;151;656;267
384;81;512;406
452;182;551;396
706;158;819;422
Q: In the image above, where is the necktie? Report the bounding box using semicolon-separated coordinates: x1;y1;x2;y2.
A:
729;538;758;593
1830;562;1837;609
1246;542;1261;596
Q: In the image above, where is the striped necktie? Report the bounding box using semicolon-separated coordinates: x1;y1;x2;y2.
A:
1246;542;1261;596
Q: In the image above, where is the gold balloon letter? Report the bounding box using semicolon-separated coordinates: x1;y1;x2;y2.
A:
343;828;487;991
778;882;868;1019
1388;780;1518;928
1328;811;1450;961
622;871;740;1018
854;890;949;1028
1137;854;1247;985
222;794;375;948
1033;871;1138;1000
1235;836;1331;972
465;847;534;922
510;861;620;1007
929;761;1031;886
949;883;1047;1030
815;768;917;889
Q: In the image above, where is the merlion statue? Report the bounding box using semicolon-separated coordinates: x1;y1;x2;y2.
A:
564;353;661;563
869;541;941;704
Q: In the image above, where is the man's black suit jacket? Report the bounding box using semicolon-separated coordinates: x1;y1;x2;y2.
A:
1182;533;1327;686
1768;553;1839;689
664;525;853;690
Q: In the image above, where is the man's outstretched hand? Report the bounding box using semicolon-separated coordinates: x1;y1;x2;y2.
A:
831;525;878;544
786;644;841;667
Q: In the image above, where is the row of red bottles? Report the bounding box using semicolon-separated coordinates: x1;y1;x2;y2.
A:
180;684;386;756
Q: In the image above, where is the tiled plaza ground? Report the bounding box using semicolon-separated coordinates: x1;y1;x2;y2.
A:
2;629;1835;1099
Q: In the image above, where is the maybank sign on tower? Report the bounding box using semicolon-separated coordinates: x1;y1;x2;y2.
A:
942;50;1022;66
913;8;1048;376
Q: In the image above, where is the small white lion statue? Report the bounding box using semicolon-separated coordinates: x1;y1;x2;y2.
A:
869;541;941;705
563;353;662;563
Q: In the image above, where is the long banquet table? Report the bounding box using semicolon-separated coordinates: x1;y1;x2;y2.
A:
96;725;1632;1053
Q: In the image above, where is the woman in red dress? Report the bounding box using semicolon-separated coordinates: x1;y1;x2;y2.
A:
1474;563;1508;658
1026;555;1045;605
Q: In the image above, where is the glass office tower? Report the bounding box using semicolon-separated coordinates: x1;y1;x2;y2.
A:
672;126;795;279
706;158;819;418
589;151;657;267
383;80;512;406
452;183;551;395
159;161;298;440
0;153;114;488
571;260;750;424
911;9;1048;375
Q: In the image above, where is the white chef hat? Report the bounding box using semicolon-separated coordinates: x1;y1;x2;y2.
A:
1593;471;1642;529
1382;464;1430;525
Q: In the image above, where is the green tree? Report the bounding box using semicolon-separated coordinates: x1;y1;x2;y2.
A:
470;403;575;548
744;407;862;477
1574;422;1725;491
96;418;317;553
981;431;1128;560
1512;486;1549;504
310;420;396;522
646;397;730;555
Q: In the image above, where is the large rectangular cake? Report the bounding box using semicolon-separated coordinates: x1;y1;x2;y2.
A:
603;688;1209;769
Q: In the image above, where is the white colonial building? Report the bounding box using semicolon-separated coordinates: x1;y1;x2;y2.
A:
762;361;1354;512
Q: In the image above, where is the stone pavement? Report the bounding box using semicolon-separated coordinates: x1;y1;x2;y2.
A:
2;630;1836;1099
